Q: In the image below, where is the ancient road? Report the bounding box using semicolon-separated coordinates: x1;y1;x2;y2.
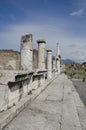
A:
72;79;86;106
3;74;83;130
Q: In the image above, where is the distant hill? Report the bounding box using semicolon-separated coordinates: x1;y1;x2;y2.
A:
61;59;77;64
52;56;78;64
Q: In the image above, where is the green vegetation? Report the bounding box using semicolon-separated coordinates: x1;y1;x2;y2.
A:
64;63;86;80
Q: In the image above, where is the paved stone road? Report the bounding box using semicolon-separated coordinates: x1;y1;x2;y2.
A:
72;79;86;105
71;79;86;130
3;74;82;130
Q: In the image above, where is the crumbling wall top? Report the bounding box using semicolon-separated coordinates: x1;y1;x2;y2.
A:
21;34;32;43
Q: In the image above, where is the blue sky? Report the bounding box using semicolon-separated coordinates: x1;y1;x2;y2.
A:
0;0;86;63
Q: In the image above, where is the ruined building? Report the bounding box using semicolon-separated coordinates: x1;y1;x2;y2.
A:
0;33;61;112
0;49;38;70
0;50;20;70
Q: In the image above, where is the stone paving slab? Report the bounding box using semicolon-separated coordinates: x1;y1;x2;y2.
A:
0;74;58;130
71;81;84;108
61;76;82;130
71;80;86;130
77;107;86;130
3;74;63;130
3;74;84;130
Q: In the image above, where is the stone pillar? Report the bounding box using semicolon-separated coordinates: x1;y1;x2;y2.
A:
33;49;38;69
52;59;56;71
47;50;52;79
56;43;61;73
56;57;60;73
37;40;46;70
20;34;33;71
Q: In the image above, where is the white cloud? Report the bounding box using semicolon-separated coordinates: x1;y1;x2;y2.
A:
70;9;84;16
69;44;76;48
70;51;86;63
0;21;86;63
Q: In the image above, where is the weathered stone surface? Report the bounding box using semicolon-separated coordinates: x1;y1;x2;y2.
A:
20;34;33;71
3;74;83;130
52;58;56;71
56;43;61;73
0;84;8;111
47;50;52;79
77;107;86;130
0;70;48;112
0;70;28;111
0;49;40;71
33;49;38;69
0;73;57;130
71;84;84;107
0;70;18;84
0;50;20;70
37;40;46;70
61;76;82;130
71;80;86;130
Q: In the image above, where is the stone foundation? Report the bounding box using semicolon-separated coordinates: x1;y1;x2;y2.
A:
0;70;46;112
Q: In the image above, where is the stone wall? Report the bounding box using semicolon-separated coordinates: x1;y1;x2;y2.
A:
0;50;20;70
0;70;46;111
0;49;38;70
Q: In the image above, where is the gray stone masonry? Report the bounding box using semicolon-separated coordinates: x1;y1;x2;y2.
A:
37;40;46;70
0;72;58;130
47;50;52;79
52;58;56;71
2;74;86;130
0;50;20;70
56;43;61;73
20;34;33;71
0;70;49;112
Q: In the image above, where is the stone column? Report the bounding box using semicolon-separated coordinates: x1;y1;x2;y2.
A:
37;40;46;70
56;43;61;73
56;57;60;73
20;34;33;71
47;50;52;79
33;49;38;69
52;58;56;71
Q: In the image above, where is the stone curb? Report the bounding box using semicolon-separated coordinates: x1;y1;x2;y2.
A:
0;74;58;130
70;81;86;130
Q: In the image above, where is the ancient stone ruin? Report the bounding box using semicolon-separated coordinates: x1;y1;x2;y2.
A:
0;33;61;112
0;50;20;70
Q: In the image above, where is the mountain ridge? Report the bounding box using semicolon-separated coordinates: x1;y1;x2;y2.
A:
61;58;77;64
